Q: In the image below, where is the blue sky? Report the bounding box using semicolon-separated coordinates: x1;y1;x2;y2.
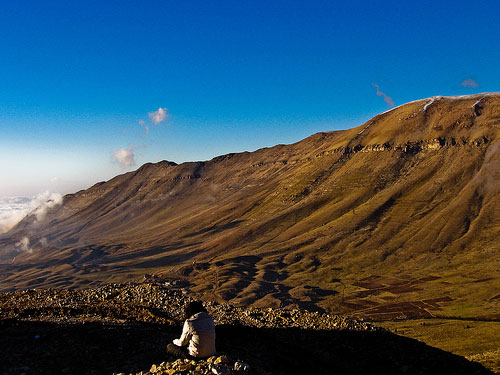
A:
0;0;499;197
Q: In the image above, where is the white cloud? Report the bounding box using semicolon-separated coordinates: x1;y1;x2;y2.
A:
148;107;168;125
30;191;63;221
373;83;395;107
461;78;479;88
113;146;136;167
15;236;32;253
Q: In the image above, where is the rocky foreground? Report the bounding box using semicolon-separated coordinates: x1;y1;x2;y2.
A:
0;282;491;374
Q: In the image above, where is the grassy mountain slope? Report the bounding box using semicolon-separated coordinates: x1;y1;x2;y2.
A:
1;93;500;321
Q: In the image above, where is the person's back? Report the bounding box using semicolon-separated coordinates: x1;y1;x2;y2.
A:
168;301;216;358
180;311;216;357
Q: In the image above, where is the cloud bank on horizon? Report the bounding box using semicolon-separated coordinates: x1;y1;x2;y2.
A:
0;192;63;234
0;197;31;234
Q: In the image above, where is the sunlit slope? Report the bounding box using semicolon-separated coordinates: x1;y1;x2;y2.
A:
1;93;500;318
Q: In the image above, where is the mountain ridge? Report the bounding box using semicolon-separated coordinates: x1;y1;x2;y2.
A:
1;93;500;322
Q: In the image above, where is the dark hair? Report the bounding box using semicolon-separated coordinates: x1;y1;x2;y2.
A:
184;301;207;320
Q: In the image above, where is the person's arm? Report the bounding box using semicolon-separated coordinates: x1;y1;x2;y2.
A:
173;320;192;346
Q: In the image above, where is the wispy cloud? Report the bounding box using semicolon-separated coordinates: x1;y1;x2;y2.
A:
373;83;395;107
31;191;63;221
15;236;32;253
461;78;479;88
148;107;169;125
138;119;149;136
113;146;136;167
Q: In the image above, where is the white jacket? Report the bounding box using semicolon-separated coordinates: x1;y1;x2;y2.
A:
173;312;216;357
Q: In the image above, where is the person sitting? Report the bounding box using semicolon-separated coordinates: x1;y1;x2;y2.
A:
167;301;216;359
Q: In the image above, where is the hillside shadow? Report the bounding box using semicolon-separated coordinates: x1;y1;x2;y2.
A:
0;320;175;375
216;325;490;374
0;319;491;375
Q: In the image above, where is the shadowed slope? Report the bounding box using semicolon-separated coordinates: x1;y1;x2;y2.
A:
0;321;490;375
0;284;491;375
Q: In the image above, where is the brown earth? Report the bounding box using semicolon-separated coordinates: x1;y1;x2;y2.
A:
1;93;500;323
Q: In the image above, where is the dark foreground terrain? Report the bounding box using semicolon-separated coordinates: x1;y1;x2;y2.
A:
0;283;491;375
